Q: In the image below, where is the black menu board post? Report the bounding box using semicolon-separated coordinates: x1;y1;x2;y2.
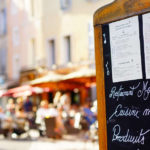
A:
94;0;150;150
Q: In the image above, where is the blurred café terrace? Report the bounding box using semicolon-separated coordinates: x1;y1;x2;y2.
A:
0;64;96;106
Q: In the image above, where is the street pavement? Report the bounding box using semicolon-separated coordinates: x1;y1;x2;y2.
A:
0;135;99;150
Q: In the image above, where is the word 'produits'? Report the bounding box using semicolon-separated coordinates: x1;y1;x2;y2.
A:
112;124;150;145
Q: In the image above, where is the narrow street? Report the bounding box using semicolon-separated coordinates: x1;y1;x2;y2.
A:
0;135;99;150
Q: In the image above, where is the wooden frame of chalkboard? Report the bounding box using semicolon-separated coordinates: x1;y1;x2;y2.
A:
94;0;150;150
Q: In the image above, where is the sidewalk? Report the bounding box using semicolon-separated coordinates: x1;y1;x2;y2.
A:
0;134;99;150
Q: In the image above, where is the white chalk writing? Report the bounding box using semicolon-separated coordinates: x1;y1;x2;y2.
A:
137;81;150;101
109;104;140;120
112;124;150;145
106;61;110;76
103;33;107;44
109;82;150;101
109;85;134;101
143;108;150;116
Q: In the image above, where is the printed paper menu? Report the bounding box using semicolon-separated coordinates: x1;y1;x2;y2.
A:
143;13;150;79
109;16;142;83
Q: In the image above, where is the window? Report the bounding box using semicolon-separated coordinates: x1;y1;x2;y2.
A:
0;9;6;35
30;0;34;17
60;0;71;10
88;21;95;60
12;26;20;46
0;48;6;76
13;54;20;79
47;40;55;67
11;0;18;15
30;39;36;66
64;36;71;63
86;0;99;2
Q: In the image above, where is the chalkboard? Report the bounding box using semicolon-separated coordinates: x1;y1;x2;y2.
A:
102;12;150;150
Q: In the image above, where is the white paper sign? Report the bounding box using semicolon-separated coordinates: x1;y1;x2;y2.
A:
109;16;142;83
143;13;150;79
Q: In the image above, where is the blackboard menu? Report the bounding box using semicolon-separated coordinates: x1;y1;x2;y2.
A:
102;12;150;150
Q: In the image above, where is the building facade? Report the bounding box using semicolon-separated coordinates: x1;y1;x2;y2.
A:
1;0;113;105
6;0;113;81
6;0;42;81
39;0;113;70
0;0;7;85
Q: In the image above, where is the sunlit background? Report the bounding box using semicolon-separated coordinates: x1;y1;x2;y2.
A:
0;0;112;150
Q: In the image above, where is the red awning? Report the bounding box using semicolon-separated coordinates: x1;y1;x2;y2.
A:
2;85;48;98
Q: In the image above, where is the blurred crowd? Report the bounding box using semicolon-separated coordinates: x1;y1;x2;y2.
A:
0;91;98;140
